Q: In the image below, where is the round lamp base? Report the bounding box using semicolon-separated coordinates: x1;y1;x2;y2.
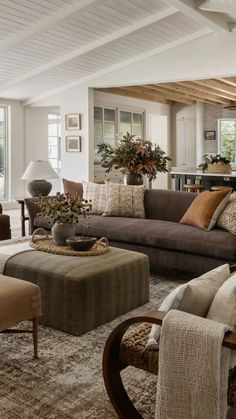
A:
27;180;52;197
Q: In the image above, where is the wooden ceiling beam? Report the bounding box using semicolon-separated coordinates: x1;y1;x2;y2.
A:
193;78;236;96
142;84;194;105
158;82;231;104
218;77;236;89
97;88;172;105
181;80;236;101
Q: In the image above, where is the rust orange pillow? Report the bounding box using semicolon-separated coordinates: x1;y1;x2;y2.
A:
62;178;83;197
180;189;231;231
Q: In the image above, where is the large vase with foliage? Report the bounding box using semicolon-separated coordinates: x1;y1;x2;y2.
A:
97;132;171;185
37;193;91;246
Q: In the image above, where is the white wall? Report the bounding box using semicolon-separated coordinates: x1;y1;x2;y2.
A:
29;84;92;185
0;98;25;202
24;106;61;194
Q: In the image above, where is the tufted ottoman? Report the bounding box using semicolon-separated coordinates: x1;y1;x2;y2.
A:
4;246;149;335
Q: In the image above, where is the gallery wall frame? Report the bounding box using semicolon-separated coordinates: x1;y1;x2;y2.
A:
66;136;81;152
65;113;81;130
205;130;216;140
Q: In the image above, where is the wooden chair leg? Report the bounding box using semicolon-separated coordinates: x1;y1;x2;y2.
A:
32;317;39;359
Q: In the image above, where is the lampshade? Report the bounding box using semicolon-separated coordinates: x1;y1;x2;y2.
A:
21;160;58;180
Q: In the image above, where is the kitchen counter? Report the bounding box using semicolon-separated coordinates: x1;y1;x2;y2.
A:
170;169;236;191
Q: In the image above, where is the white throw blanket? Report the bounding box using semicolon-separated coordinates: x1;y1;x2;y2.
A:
155;310;231;419
0;238;33;274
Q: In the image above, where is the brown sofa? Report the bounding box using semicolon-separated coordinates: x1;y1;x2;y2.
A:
0;204;11;240
24;189;236;275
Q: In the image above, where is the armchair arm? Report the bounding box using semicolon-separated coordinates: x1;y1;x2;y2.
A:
103;310;236;419
0;214;11;240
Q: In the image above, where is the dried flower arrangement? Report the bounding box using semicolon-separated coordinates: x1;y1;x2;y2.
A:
97;132;171;181
37;192;92;225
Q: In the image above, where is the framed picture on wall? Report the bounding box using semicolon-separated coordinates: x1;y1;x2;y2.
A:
66;136;81;152
65;113;81;130
205;130;216;140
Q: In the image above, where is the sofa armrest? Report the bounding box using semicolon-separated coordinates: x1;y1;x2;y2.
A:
0;214;11;240
24;196;55;235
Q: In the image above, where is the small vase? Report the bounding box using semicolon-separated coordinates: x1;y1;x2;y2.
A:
52;223;75;246
124;173;143;185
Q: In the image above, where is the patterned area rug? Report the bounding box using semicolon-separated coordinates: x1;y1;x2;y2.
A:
0;268;190;419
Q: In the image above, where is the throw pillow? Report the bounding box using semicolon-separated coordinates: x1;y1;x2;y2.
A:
207;272;236;368
217;192;236;235
103;183;145;218
180;189;231;231
82;181;106;215
146;264;230;350
62;178;83;198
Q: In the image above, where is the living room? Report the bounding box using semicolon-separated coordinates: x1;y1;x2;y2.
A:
0;1;236;418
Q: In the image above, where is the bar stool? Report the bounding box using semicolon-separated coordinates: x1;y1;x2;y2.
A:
211;186;233;192
183;184;204;193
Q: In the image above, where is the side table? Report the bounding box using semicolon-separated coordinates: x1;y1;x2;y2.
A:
14;198;29;236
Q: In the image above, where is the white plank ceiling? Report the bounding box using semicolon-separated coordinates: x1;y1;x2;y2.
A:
0;0;234;103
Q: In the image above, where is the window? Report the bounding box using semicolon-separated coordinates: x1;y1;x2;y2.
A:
48;113;61;175
0;106;9;201
120;111;143;137
94;106;143;164
218;118;236;164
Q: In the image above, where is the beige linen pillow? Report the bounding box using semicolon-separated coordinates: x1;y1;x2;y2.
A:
82;181;106;215
62;178;83;198
217;192;236;235
207;272;236;368
180;189;231;231
146;264;230;350
103;183;145;218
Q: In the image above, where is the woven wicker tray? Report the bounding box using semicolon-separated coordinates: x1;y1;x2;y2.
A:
30;228;110;256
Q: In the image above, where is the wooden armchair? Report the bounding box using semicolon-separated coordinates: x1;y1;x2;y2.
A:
103;266;236;419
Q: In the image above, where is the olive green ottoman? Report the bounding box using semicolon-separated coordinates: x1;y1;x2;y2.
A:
4;247;149;335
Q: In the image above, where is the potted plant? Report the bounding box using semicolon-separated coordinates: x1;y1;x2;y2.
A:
37;192;91;246
97;132;171;185
198;154;232;173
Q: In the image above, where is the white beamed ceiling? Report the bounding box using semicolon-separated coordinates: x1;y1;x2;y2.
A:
0;0;233;102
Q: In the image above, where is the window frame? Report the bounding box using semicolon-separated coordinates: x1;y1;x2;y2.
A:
48;112;61;176
0;105;9;201
218;117;236;167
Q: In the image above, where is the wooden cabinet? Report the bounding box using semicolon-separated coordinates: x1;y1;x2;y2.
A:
175;118;196;167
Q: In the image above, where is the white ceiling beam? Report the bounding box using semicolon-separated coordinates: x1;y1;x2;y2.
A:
23;27;211;106
0;0;102;53
165;0;230;30
198;1;236;13
0;7;177;93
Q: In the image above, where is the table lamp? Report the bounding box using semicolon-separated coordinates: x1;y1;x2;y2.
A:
21;160;58;197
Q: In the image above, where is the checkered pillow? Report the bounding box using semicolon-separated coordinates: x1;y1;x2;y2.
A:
82;181;106;215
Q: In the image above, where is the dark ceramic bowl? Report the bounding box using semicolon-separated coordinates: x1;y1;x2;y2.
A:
66;236;97;251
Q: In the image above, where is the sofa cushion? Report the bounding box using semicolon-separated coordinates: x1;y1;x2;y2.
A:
180;189;230;230
217;192;236;235
103;183;145;218
144;189;195;222
146;264;230;349
62;178;83;197
82;181;106;215
75;216;236;261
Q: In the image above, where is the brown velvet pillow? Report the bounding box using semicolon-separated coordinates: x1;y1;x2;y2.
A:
179;189;231;231
62;178;83;198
